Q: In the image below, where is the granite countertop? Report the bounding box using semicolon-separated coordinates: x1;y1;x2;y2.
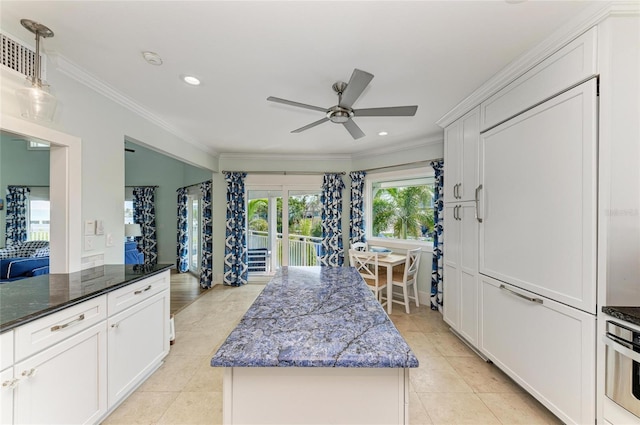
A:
602;306;640;327
0;263;173;332
211;266;419;368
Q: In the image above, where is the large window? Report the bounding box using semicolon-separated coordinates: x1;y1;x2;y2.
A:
366;168;435;246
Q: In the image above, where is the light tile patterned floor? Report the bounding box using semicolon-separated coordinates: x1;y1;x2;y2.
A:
101;284;563;425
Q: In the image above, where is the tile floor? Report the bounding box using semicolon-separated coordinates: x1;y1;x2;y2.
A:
101;284;563;425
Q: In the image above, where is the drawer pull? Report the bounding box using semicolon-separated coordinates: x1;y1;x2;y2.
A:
499;284;543;304
474;184;483;223
21;368;37;378
2;378;19;389
134;285;152;295
51;313;85;332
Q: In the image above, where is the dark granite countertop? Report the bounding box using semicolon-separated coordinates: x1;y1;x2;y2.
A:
602;306;640;327
0;263;173;333
211;266;419;368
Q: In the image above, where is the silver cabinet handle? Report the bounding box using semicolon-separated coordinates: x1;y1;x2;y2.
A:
456;205;461;221
455;183;461;199
51;313;85;332
475;184;483;223
134;285;152;295
21;368;37;378
2;378;19;389
111;323;119;329
499;284;543;304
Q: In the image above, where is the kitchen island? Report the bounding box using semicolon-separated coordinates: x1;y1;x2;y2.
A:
211;266;418;425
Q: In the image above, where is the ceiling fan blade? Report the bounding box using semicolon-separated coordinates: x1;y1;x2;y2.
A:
291;117;330;133
343;119;365;140
339;69;374;109
353;106;418;117
267;96;326;113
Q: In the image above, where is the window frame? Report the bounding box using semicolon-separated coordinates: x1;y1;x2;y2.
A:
364;167;435;250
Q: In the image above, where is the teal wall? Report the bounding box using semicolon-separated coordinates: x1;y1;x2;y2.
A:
125;140;212;263
0;134;50;248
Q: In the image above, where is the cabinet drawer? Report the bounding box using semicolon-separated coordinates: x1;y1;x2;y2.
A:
480;26;597;131
0;331;13;371
108;271;170;316
14;295;107;361
480;276;595;424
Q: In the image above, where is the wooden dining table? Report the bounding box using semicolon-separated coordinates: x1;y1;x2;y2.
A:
375;253;407;314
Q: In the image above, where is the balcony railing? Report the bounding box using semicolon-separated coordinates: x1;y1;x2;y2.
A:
248;230;322;269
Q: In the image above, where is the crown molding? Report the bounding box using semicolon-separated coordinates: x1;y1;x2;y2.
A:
437;1;637;128
218;152;352;162
48;52;218;156
351;133;443;161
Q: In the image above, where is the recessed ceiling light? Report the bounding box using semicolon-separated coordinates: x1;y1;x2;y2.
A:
181;75;201;86
378;131;388;136
142;51;163;66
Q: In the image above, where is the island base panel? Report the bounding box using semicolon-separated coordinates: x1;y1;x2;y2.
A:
223;367;410;424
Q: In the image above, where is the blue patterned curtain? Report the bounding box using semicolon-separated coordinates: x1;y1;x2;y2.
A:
430;160;444;311
349;171;367;246
199;180;213;288
5;186;30;246
133;186;158;265
320;173;345;267
176;187;189;273
224;172;248;286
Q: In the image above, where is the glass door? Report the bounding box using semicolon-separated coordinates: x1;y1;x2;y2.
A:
188;195;201;274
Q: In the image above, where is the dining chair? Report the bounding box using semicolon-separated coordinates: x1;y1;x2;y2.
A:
387;247;421;314
349;248;387;306
351;241;368;252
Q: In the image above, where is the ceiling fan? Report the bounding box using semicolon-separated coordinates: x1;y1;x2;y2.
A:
267;69;418;140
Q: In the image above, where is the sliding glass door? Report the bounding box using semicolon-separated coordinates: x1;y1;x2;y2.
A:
246;175;322;277
188;194;202;275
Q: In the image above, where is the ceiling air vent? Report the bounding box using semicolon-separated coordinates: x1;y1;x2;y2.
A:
1;32;46;79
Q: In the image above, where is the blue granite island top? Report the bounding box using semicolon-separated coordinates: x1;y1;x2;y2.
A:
211;266;419;368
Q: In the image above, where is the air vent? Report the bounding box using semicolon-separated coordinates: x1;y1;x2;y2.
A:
1;32;46;79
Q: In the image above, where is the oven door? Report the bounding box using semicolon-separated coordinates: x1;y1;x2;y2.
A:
604;323;640;418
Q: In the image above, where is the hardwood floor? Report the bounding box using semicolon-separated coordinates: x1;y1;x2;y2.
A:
169;269;208;315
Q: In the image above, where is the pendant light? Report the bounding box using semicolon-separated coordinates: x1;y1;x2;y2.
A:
16;19;57;122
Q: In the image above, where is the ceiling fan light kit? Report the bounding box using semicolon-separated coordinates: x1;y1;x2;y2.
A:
267;68;418;140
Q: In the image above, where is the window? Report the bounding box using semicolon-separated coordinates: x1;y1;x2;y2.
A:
29;187;50;241
366;168;435;246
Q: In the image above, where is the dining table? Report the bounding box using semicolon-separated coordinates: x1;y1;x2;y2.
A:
375;252;407;314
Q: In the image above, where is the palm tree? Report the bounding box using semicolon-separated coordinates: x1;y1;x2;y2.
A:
373;185;434;240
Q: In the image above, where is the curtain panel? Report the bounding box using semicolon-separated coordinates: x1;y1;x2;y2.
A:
176;187;189;273
199;180;213;288
5;186;30;246
430;160;444;311
223;172;248;286
349;171;366;246
320;173;345;267
133;186;158;265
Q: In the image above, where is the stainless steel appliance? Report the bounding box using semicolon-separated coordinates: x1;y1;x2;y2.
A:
605;320;640;418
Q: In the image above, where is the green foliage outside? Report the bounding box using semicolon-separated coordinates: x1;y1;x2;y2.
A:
372;185;434;241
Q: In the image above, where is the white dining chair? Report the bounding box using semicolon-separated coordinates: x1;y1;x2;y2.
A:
349;248;387;306
387;247;421;314
351;241;368;252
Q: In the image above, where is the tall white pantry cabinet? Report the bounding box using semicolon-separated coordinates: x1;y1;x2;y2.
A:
440;4;639;425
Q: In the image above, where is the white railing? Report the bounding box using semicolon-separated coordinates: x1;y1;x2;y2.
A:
248;230;322;268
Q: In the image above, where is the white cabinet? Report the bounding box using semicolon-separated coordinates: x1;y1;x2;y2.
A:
444;106;480;203
480;275;595;424
479;79;598;314
108;290;169;407
13;322;107;425
1;368;14;424
443;203;479;346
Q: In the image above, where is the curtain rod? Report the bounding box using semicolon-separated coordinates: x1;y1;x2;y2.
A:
125;185;159;188
7;185;50;188
221;171;345;175
360;159;442;173
177;179;212;191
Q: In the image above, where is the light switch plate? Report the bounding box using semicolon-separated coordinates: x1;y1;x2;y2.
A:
84;235;95;251
96;220;104;235
84;220;96;236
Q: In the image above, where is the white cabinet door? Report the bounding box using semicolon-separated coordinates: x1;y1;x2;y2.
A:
108;290;169;407
443;203;479;346
444;107;480;203
480;275;595;425
443;204;460;330
13;322;107;425
479;79;597;313
1;368;14;425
